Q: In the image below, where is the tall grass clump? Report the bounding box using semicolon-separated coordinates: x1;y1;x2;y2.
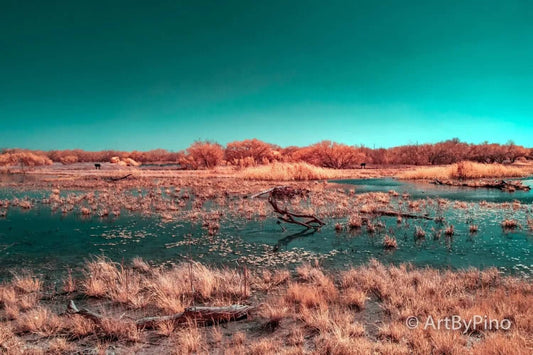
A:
399;161;530;180
240;162;344;181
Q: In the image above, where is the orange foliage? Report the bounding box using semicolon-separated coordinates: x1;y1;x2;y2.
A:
292;141;367;169
225;139;278;166
3;139;531;170
0;150;52;168
186;141;225;169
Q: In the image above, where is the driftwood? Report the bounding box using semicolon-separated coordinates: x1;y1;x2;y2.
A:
105;173;133;182
433;179;530;192
252;186;325;230
66;300;105;323
66;300;252;329
360;210;434;220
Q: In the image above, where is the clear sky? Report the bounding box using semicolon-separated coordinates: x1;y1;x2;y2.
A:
1;0;532;151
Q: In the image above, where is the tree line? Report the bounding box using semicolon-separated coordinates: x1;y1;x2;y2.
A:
1;138;531;169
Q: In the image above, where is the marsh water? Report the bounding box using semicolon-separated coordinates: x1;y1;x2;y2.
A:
0;178;532;280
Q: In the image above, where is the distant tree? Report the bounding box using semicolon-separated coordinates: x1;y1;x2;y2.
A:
0;151;53;170
294;141;366;168
59;155;78;164
225;139;276;166
506;142;528;163
368;148;389;165
279;146;302;162
186;141;224;169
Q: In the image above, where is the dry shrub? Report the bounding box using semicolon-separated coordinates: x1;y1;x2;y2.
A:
341;288;367;310
378;322;405;343
295;265;338;301
156;320;177;337
154;288;185;314
99;318;140;342
65;314;96;338
309;308;368;354
272;270;291;285
16;307;62;336
383;235;398;249
83;276;107;298
0;285;16;306
4;302;20;320
12;273;41;294
48;338;75;354
248;338;281;354
82;257;147;308
428;330;466;354
174;321;204;354
0;324;22;352
80;260;250;316
132;257;151;273
63;271;76;293
286;283;324;309
471;333;530;355
82;257;119;297
231;331;246;346
240;162;344;181
17;293;39;311
259;302;289;330
348;214;363;229
287;327;305;346
108;267;147;308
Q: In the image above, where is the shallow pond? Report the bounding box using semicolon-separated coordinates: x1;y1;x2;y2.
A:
0;179;532;280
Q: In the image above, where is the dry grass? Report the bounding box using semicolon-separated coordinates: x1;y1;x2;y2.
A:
173;321;204;354
12;273;41;294
99;318;141;342
48;337;75;354
258;302;289;330
240;162;346;181
0;259;531;354
399;161;530;180
16;307;62;336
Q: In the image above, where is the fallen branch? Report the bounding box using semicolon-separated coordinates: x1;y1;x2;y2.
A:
431;179;530;192
104;174;133;182
66;300;104;323
253;186;325;230
66;300;253;329
360;210;434;220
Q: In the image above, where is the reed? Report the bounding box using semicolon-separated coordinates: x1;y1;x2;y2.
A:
240;162;345;181
399;161;530;180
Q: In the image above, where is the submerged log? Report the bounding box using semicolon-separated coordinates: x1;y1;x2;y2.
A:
106;173;133;182
66;300;253;329
431;179;530;192
360;210;434;220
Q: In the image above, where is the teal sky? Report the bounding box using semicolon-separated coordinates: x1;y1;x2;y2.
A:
1;0;532;151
